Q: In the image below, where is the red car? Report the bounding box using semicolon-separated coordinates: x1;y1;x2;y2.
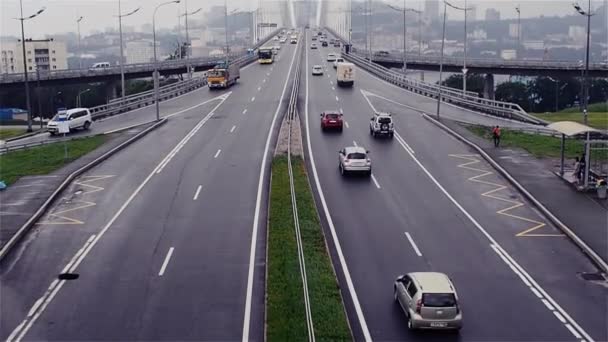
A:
320;111;343;132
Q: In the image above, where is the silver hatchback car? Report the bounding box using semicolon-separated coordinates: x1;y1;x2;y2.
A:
394;272;462;331
338;146;371;176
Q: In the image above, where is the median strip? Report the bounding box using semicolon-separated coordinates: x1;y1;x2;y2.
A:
267;155;351;341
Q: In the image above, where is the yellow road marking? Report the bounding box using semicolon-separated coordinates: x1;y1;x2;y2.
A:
37;200;96;225
449;154;563;237
74;175;115;195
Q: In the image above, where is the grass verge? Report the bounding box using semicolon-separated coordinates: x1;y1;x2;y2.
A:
531;111;607;130
267;156;351;342
0;135;106;185
0;128;28;140
466;125;607;161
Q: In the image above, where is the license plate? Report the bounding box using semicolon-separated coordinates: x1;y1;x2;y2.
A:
330;121;336;123
430;322;447;328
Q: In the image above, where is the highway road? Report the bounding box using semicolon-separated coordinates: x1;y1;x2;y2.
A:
303;30;607;341
1;37;299;341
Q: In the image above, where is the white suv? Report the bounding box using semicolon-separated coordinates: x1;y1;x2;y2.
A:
327;53;337;62
369;112;394;138
338;146;371;176
333;57;345;68
47;108;93;135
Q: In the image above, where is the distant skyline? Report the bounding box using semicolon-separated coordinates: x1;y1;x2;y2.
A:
0;0;606;39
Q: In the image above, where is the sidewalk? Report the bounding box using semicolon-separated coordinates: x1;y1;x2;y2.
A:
443;119;608;264
0;123;154;253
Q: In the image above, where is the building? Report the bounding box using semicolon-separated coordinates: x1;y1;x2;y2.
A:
501;49;517;60
1;39;67;74
424;0;439;22
126;40;154;64
469;29;487;40
509;23;520;39
468;5;477;22
485;8;500;21
568;25;586;41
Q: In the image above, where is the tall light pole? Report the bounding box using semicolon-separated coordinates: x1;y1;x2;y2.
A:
387;3;422;75
445;0;473;95
77;16;84;70
573;0;594;126
224;3;239;64
116;1;140;101
369;0;373;60
515;5;521;59
153;0;181;121
14;1;45;133
436;1;448;120
76;88;91;108
180;4;202;79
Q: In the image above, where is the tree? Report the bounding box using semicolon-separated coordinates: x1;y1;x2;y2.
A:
440;74;485;96
495;81;530;111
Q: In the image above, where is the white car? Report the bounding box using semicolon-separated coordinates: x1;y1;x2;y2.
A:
274;45;281;50
339;146;372;176
333;57;345;68
370;112;394;138
327;53;337;62
280;37;287;43
312;65;324;75
273;36;279;41
311;43;318;49
47;108;93;135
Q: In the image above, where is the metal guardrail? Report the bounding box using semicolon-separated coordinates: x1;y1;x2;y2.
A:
323;27;546;125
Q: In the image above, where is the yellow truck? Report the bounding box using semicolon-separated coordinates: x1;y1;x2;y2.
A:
207;62;240;89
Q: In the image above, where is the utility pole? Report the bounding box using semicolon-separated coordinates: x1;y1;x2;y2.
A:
573;0;594;126
77;16;84;70
436;1;448;120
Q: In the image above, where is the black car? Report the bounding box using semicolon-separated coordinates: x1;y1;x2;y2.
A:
321;41;328;47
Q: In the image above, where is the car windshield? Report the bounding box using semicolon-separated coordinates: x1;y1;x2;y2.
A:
378;118;392;124
325;113;339;119
422;293;456;307
347;152;366;160
208;70;225;77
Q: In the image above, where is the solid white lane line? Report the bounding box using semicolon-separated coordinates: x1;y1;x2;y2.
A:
164;93;227;119
214;149;222;159
344;121;349;128
8;92;233;342
371;174;381;189
193;185;202;201
404;232;423;257
158;247;175;276
304;31;372;342
251;96;256;102
242;34;300;342
230;125;236;133
394;132;415;155
242;109;248;115
530;287;543;299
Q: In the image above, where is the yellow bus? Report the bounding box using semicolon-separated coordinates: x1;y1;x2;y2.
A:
258;47;274;64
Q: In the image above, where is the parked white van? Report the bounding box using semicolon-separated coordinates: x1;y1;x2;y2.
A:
47;108;93;135
90;62;111;70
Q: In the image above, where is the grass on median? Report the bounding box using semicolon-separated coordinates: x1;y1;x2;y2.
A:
0;135;106;185
267;156;351;342
466;125;607;161
531;103;608;130
0;128;27;140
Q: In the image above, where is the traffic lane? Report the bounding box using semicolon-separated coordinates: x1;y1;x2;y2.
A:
334;85;589;341
0;100;225;341
308;47;581;342
17;44;296;341
359;96;608;340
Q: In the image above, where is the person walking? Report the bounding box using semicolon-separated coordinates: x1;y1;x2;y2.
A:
492;125;501;147
578;153;586;183
573;157;582;183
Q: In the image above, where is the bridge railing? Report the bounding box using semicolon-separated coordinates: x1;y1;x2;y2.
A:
324;27;545;125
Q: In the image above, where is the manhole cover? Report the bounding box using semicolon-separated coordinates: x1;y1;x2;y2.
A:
58;273;79;280
579;272;605;281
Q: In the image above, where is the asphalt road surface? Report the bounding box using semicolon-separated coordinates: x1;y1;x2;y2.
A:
302;30;606;342
1;38;299;341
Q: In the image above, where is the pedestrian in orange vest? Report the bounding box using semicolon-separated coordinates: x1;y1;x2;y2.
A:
492;125;501;147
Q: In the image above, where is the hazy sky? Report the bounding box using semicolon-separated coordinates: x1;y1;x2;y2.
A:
1;0;605;38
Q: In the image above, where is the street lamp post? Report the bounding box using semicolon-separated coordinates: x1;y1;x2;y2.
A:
436;1;448;120
387;3;422;76
153;0;181;121
116;0;140;101
445;0;473;95
573;0;594;126
180;4;202;79
77;16;84;70
224;3;239;64
515;5;521;59
76;88;91;108
14;1;45;132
